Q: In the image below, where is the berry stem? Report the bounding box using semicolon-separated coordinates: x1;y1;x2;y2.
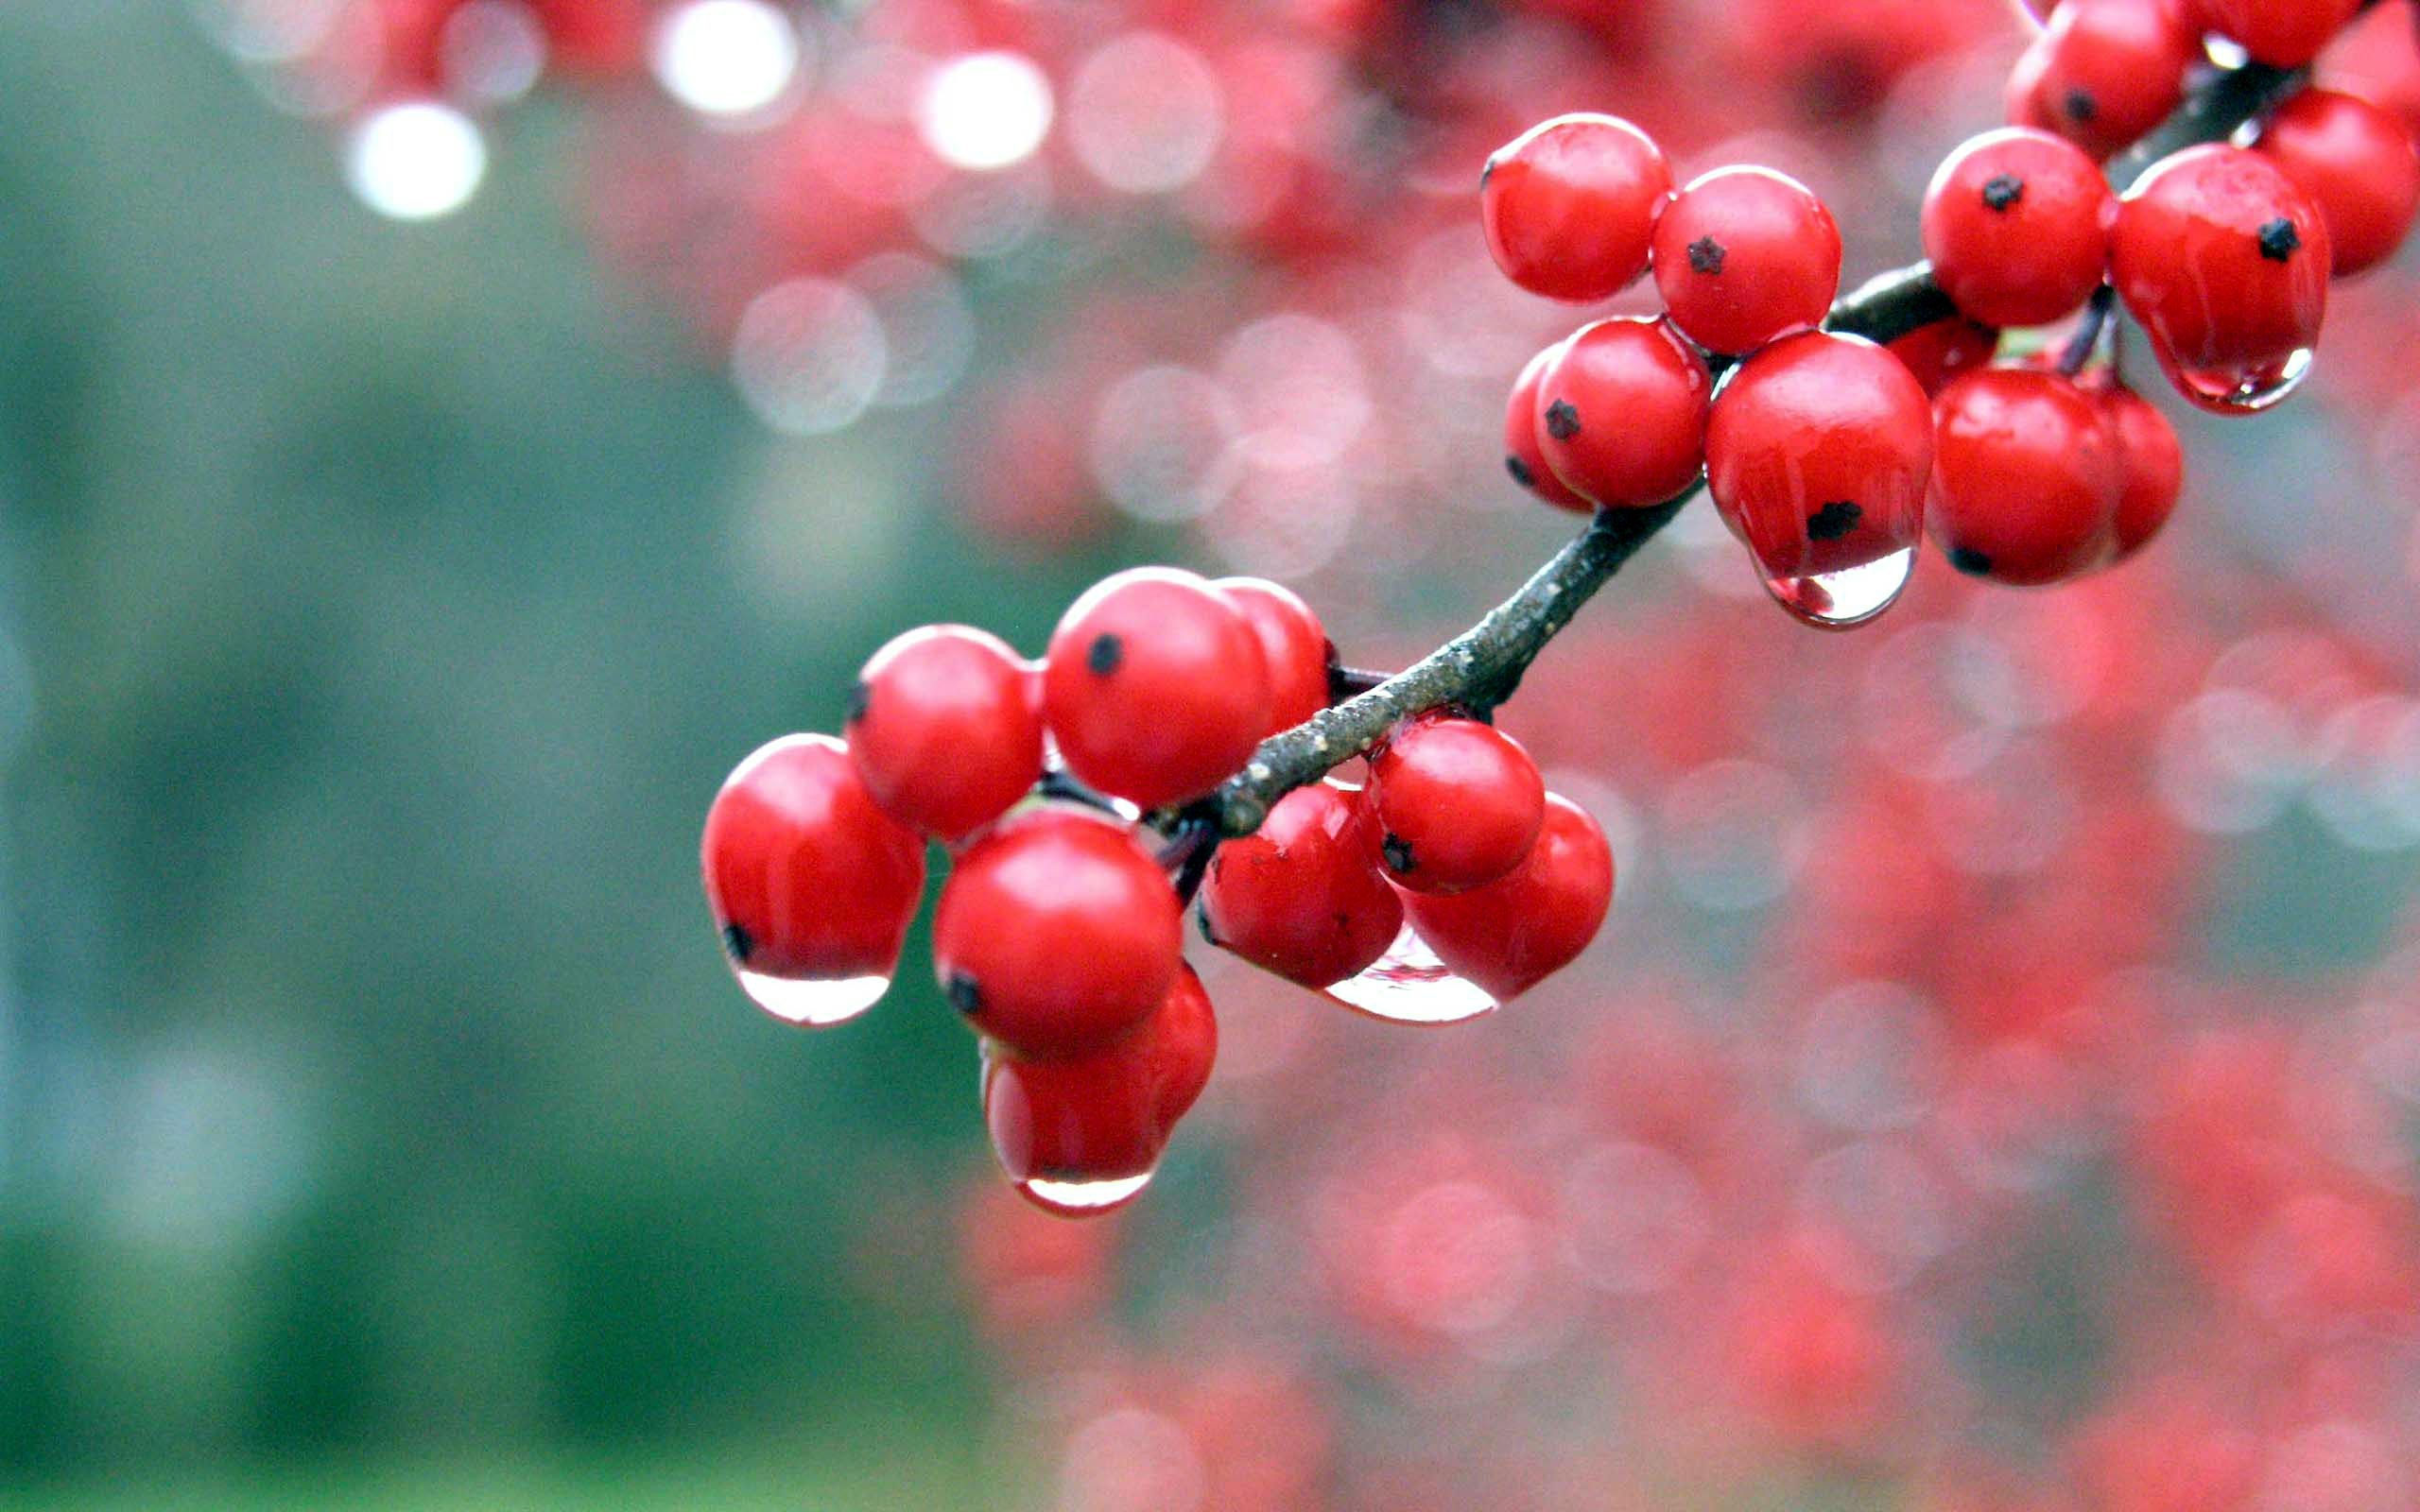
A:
1326;665;1396;701
1204;57;2308;841
2057;284;2119;376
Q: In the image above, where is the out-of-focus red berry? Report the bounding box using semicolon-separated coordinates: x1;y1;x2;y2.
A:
2189;0;2363;68
2006;0;2196;162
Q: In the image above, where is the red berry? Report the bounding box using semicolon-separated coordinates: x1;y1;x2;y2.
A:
1533;318;1715;509
1399;793;1614;1002
1886;318;2003;396
1921;128;2116;329
527;0;648;75
2097;382;2186;560
933;806;1184;1059
1504;341;1595;512
1363;715;1545;895
2252;89;2420;277
2006;0;2196;162
1199;781;1404;989
2189;0;2362;67
1651;166;1842;355
983;962;1217;1217
1044;567;1272;811
1480;113;1672;302
1704;331;1936;626
847;625;1043;840
701;734;926;1025
2110;145;2331;402
1927;369;2124;587
1213;576;1330;736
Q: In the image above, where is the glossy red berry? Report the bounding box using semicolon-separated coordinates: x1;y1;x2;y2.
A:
1199;781;1404;989
700;733;927;1025
983;963;1217;1216
1044;567;1272;811
1651;166;1842;356
1504;341;1595;512
1921;128;2116;328
1704;331;1936;627
1398;793;1614;1003
846;625;1043;840
1886;318;2002;397
1213;577;1330;736
933;806;1184;1059
2110;145;2330;408
1480;113;1673;302
2096;383;2185;561
2006;0;2196;162
2189;0;2362;67
1532;318;1714;509
1363;715;1545;895
1927;369;2124;587
2252;89;2420;277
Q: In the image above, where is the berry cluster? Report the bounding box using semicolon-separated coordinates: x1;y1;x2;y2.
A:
701;569;1614;1214
1492;0;2418;626
706;1;2411;1222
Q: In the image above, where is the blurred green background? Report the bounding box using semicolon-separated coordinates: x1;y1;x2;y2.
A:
0;7;1133;1503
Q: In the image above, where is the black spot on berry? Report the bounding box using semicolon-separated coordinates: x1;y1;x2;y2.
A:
2064;88;2098;123
1950;546;1996;577
1544;401;1581;440
844;680;871;725
945;972;984;1017
1687;236;1726;275
1382;833;1415;873
1195;898;1220;948
1480;156;1496;189
1807;501;1862;541
721;921;753;963
2257;217;2301;262
1086;633;1124;676
1981;174;2024;212
1506;454;1536;488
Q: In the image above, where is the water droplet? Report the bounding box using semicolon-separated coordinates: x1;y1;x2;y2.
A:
1017;1170;1153;1216
735;969;890;1027
2164;347;2313;415
1762;545;1916;629
1322;922;1498;1025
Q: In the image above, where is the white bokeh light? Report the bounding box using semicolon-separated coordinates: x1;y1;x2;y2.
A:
650;0;802;119
919;52;1054;171
1068;32;1222;194
731;278;888;436
345;101;487;221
